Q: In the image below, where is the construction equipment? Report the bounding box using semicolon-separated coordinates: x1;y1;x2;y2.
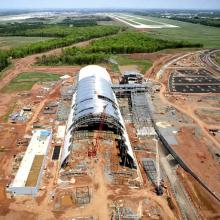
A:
154;137;163;196
88;104;108;157
111;201;123;220
75;186;90;204
16;138;29;146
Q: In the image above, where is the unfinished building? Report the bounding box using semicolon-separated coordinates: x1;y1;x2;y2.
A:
8;130;52;195
61;65;137;169
120;71;144;84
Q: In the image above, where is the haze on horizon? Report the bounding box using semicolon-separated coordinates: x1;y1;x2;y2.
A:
0;0;220;10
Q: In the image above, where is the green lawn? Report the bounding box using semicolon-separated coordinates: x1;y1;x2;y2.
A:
123;14;220;48
1;72;60;93
0;36;53;50
134;18;162;25
112;55;152;74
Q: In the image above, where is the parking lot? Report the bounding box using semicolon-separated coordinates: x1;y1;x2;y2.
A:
169;69;220;93
173;76;220;84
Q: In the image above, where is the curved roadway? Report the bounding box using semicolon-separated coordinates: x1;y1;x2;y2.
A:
200;49;220;74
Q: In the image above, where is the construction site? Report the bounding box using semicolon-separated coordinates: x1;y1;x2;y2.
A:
0;48;220;220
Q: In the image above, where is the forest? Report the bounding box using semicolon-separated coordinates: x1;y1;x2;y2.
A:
59;16;112;26
37;31;202;66
9;26;122;58
169;17;220;28
0;25;122;72
0;51;10;72
133;11;220;28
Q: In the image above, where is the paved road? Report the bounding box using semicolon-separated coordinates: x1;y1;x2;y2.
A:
156;52;195;79
200;49;220;74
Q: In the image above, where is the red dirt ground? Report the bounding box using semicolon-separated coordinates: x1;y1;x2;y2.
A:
177;167;220;220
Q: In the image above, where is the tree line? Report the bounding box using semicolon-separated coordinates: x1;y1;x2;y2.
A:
37;31;202;66
169;17;220;28
0;51;10;72
0;25;122;72
59;16;112;27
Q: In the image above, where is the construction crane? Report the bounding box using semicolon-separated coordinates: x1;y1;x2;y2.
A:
88;104;108;157
153;137;163;196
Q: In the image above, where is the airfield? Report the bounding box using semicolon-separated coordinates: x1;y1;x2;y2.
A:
109;13;178;29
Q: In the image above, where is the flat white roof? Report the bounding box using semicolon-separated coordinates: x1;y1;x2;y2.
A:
10;130;52;188
57;125;66;139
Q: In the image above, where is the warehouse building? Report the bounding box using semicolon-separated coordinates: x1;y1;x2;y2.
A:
61;65;137;168
8;130;52;196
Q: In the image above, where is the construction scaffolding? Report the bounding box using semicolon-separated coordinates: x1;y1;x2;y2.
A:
75;186;90;205
131;92;156;136
60;85;75;100
56;100;71;121
73;130;119;141
61;65;137;169
112;81;154;137
142;158;163;187
113;84;148;98
111;202;140;220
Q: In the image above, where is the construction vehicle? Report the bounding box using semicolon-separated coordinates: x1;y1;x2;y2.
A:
156;185;163;196
88;104;108;157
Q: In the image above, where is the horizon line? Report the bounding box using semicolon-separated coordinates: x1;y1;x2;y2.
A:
0;8;220;11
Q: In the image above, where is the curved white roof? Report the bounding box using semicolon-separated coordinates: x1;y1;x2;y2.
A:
78;65;111;82
61;65;137;169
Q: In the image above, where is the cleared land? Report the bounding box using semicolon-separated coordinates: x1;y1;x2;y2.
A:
0;36;52;50
111;55;152;74
195;109;220;125
1;72;60;93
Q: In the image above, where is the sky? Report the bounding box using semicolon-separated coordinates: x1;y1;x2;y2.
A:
0;0;220;10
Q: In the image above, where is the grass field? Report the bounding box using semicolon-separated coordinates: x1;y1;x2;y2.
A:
97;21;126;26
137;16;220;48
133;18;162;25
111;55;152;74
0;63;14;79
1;72;60;93
0;36;53;50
